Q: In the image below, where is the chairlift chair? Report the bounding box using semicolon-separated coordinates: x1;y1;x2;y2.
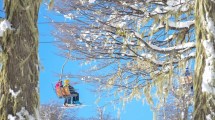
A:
53;81;78;99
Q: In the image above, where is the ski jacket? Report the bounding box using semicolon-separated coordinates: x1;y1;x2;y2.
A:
55;81;65;97
64;84;75;95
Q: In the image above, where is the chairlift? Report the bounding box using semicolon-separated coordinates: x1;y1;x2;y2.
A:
52;80;78;99
52;49;78;99
51;50;84;108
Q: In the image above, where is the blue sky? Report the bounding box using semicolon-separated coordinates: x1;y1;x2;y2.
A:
1;1;153;119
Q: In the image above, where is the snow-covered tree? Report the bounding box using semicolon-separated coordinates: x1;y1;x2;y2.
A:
193;0;215;119
52;0;195;115
40;103;78;120
154;76;194;120
88;107;117;120
51;0;214;119
40;103;116;120
0;0;41;119
53;0;195;101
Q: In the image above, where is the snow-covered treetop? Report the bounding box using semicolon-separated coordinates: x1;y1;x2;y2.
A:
52;0;195;110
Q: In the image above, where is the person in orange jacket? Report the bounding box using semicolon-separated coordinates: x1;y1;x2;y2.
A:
63;79;81;106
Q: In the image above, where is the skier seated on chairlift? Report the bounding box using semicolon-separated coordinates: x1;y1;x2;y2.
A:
63;79;81;106
55;79;81;106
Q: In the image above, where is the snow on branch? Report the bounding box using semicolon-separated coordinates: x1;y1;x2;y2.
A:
164;34;174;42
134;50;195;67
134;32;195;54
150;20;194;34
89;0;96;4
168;20;195;29
148;0;193;16
150;7;167;15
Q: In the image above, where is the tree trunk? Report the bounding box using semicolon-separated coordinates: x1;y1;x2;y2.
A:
0;0;41;119
194;0;215;119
